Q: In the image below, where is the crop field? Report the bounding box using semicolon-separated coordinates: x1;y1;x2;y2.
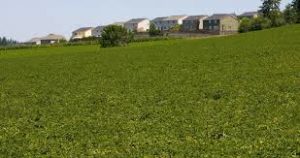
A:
0;25;300;157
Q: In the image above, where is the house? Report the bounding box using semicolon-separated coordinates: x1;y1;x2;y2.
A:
40;34;66;44
71;27;94;40
124;18;150;32
239;12;259;19
154;15;188;31
26;34;66;45
152;17;168;31
92;26;106;37
26;37;42;45
182;15;208;31
203;14;239;34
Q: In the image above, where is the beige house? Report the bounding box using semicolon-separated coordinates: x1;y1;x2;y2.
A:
26;34;66;45
153;15;188;31
203;14;239;34
71;27;94;40
124;18;150;32
182;15;208;31
239;12;259;19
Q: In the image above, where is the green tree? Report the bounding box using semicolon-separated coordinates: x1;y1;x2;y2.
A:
149;23;162;36
260;0;283;26
169;24;182;32
284;4;298;24
239;18;252;33
292;0;300;22
250;16;272;31
99;25;134;48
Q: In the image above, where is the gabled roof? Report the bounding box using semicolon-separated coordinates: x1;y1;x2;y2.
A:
164;15;188;21
27;37;41;43
41;34;66;40
183;15;208;21
240;11;259;17
93;25;106;31
125;18;148;24
152;17;167;22
205;13;237;20
73;27;94;33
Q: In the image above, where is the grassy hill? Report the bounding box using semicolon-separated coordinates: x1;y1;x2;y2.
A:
0;25;299;157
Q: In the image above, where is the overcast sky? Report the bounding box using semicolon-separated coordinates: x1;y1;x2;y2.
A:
0;0;291;41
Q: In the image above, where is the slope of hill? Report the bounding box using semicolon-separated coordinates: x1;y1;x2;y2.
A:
0;25;299;157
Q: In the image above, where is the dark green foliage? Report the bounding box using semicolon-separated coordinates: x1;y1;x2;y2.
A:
239;18;252;33
169;24;182;32
99;25;134;48
292;0;300;22
260;0;285;26
0;37;17;46
149;23;162;36
0;25;300;157
284;4;298;24
250;16;272;30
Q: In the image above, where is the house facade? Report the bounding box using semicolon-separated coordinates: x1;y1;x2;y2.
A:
153;15;188;31
182;15;208;31
239;12;259;19
26;34;66;45
203;14;239;34
40;34;66;44
92;26;106;37
71;27;93;40
124;18;150;32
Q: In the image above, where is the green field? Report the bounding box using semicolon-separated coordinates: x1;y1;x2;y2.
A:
0;25;299;157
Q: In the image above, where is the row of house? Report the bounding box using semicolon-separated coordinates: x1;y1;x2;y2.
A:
71;12;258;40
26;12;258;44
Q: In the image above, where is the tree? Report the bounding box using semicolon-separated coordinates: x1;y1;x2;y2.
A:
99;25;134;48
239;18;252;33
149;23;162;36
284;4;298;24
0;36;17;46
250;16;272;31
169;24;182;32
260;0;283;26
292;0;300;22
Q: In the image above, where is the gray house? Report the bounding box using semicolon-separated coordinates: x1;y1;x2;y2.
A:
152;15;188;31
182;15;208;31
203;14;239;34
92;25;106;37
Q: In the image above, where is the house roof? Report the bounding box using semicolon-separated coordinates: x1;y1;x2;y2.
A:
93;25;106;31
41;34;66;40
240;11;259;17
152;17;167;22
26;34;66;43
205;13;237;20
27;37;41;43
183;15;208;21
164;15;188;21
125;18;148;24
72;27;93;33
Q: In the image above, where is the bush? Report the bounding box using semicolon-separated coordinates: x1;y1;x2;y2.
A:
250;17;271;31
239;18;252;33
149;23;162;37
99;25;134;48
